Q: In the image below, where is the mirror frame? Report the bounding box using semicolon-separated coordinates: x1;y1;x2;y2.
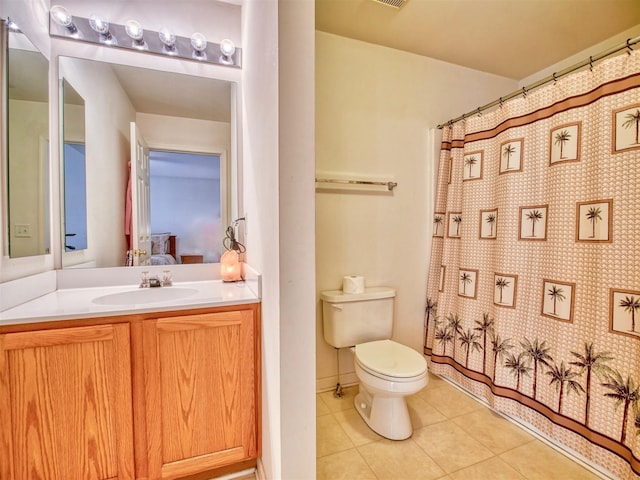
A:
1;21;8;257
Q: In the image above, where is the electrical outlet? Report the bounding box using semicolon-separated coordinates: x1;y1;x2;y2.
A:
15;224;31;238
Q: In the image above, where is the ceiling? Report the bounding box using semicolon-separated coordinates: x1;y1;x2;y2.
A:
111;64;231;123
315;0;640;80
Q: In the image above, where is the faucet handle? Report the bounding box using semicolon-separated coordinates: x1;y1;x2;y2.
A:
162;270;173;286
140;270;150;288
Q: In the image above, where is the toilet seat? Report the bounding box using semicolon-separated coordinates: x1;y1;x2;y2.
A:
355;339;427;382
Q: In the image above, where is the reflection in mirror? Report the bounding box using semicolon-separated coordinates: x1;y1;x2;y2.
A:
58;56;232;269
6;26;50;258
62;80;87;253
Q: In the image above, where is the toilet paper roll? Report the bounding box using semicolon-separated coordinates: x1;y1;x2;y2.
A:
343;275;365;294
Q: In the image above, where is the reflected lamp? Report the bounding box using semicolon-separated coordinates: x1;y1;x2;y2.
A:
220;218;246;282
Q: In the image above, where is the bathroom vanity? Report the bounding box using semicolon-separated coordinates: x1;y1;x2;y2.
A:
0;278;261;480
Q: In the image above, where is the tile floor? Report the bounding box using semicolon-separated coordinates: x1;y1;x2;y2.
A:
317;373;605;480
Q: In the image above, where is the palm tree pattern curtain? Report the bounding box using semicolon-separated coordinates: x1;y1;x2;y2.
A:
425;51;640;479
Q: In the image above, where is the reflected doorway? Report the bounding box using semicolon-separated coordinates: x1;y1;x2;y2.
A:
63;142;87;251
149;150;222;264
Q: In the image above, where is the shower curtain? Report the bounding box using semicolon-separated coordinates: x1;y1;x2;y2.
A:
425;50;640;480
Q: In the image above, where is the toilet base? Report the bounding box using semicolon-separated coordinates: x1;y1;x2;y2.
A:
354;388;413;440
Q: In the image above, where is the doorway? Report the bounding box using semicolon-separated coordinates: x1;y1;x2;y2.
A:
149;150;222;263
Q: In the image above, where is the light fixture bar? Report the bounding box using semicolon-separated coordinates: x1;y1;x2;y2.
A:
49;12;241;68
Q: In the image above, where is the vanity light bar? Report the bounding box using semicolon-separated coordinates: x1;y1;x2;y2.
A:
48;9;241;68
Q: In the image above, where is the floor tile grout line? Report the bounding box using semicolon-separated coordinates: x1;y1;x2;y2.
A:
432;374;616;480
351;444;383;480
408;421;510;478
317;379;607;480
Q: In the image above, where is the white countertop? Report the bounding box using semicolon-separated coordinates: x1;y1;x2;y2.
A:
0;280;259;326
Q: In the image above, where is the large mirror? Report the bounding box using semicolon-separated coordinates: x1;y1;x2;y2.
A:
59;56;233;268
6;25;50;258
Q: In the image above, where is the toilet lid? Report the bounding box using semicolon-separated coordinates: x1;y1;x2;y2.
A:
355;340;427;378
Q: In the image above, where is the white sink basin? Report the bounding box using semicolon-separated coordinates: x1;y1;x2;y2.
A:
92;287;198;306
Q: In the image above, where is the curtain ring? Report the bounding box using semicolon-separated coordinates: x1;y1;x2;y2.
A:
476;107;482;117
627;38;634;54
521;86;527;98
448;120;453;129
552;72;558;84
589;56;594;71
499;97;504;109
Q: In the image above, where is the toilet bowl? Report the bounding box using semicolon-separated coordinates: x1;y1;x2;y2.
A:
353;339;427;440
320;287;428;440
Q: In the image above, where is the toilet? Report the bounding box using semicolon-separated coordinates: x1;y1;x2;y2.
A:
321;287;428;440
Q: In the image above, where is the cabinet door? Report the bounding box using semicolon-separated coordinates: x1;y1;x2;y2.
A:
143;309;258;480
0;324;134;480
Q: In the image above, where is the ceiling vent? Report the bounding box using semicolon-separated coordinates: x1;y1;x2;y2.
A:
371;0;408;8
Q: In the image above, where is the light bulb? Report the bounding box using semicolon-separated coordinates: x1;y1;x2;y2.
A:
6;18;20;32
159;27;176;52
50;5;77;34
191;32;207;52
89;14;116;45
125;20;143;41
219;39;235;57
125;19;147;50
51;5;72;27
89;14;109;35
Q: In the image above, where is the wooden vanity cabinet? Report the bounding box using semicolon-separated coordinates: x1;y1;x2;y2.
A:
0;323;135;480
0;302;261;480
139;306;261;480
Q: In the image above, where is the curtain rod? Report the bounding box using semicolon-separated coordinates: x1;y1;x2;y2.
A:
437;35;640;129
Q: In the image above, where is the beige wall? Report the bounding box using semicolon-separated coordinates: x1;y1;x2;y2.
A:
315;31;519;391
242;1;317;477
241;1;281;477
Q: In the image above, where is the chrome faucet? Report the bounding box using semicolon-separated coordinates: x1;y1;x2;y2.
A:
140;270;172;288
140;271;150;288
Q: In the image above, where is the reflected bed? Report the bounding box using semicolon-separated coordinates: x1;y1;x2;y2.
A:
150;234;177;265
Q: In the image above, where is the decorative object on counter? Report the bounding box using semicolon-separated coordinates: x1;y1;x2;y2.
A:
220;217;246;282
49;5;241;68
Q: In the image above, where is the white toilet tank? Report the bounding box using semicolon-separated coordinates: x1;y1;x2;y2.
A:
321;287;395;348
